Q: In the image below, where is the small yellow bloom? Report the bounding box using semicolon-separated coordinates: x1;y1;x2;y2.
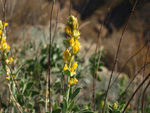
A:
3;22;8;27
0;20;8;29
65;26;72;36
6;57;13;65
11;75;15;78
72;45;79;54
2;42;8;50
1;38;6;44
8;57;14;62
0;30;2;35
70;37;74;46
63;64;68;71
6;77;10;80
101;101;104;107
72;40;81;54
6;59;9;64
113;102;118;109
71;62;78;72
63;49;71;62
72;30;80;39
68;78;78;86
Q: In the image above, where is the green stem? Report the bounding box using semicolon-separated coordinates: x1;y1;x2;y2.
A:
66;56;72;113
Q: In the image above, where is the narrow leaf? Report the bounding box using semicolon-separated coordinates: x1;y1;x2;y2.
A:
71;87;81;100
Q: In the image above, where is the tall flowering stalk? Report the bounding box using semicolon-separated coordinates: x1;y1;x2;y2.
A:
0;20;14;80
62;15;81;112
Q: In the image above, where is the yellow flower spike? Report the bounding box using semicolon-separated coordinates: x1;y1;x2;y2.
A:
6;77;10;80
0;30;2;35
67;15;78;29
63;64;68;71
70;37;74;46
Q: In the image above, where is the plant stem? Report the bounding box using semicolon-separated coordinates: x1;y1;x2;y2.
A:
66;56;73;112
102;0;139;112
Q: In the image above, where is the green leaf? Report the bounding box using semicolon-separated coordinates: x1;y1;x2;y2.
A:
27;104;33;109
98;68;102;72
63;99;68;113
31;90;39;97
68;101;75;111
64;69;71;76
71;87;81;100
26;82;33;89
52;109;61;113
97;75;102;82
79;109;94;113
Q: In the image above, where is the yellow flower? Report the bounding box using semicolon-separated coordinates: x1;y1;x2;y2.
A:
2;42;8;50
63;64;68;71
113;102;118;109
11;75;15;78
7;45;10;51
101;101;104;107
65;26;72;36
68;78;78;86
5;57;13;65
72;45;79;54
0;30;2;35
72;40;81;54
3;22;8;27
6;59;9;64
6;77;10;80
72;30;80;39
1;38;6;44
70;37;74;46
63;49;71;62
6;66;10;74
0;20;8;29
71;62;78;72
8;57;14;62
